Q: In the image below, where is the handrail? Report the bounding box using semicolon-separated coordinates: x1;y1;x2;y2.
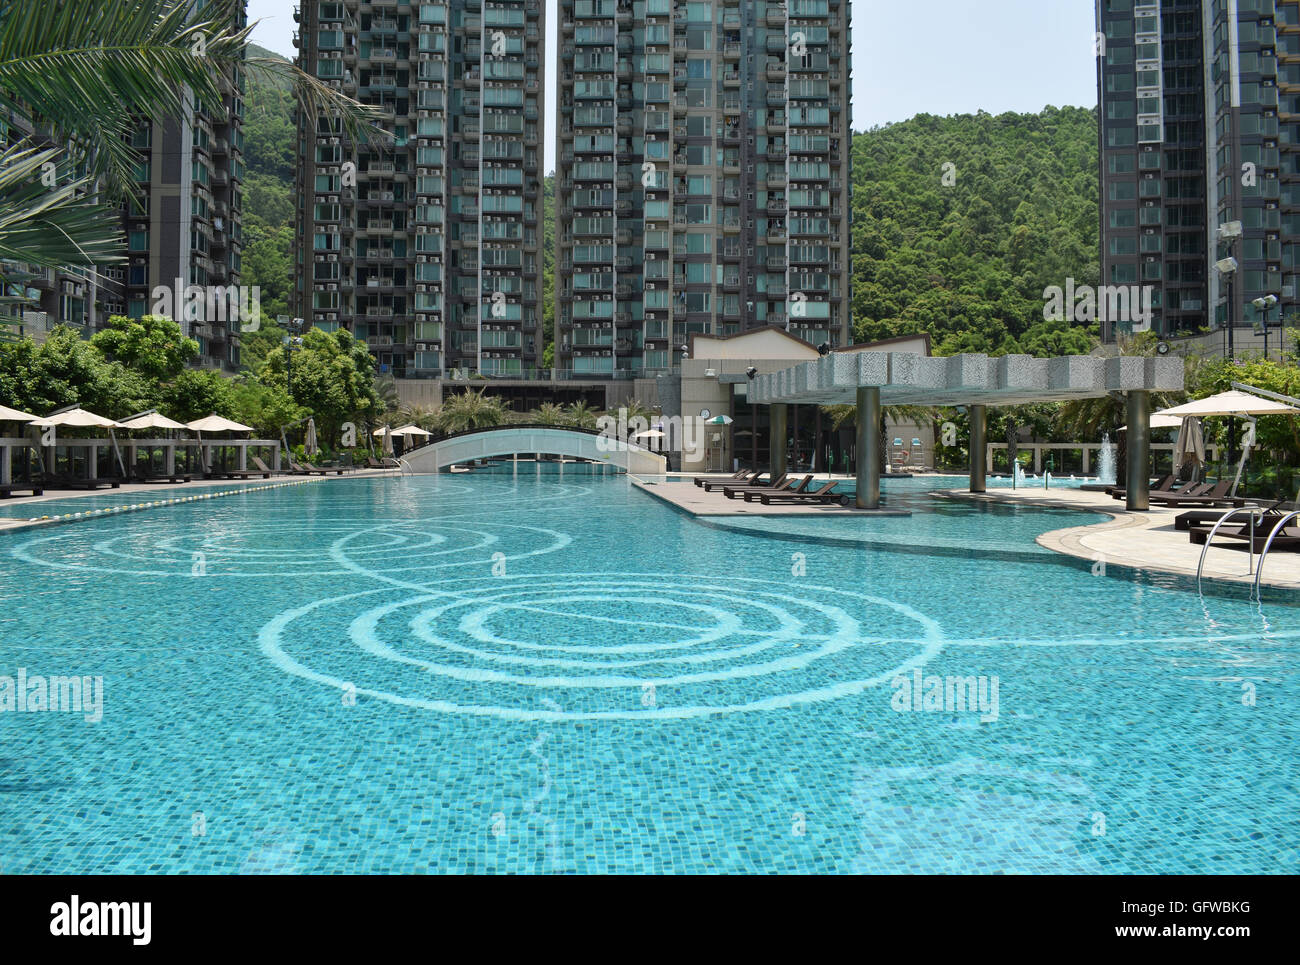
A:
1196;505;1263;595
1253;510;1300;602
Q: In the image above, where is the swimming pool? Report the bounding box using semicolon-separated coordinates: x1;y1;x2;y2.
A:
2;472;1296;873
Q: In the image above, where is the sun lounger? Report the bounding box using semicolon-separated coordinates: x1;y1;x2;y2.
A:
1189;522;1300;549
137;472;191;484
1149;481;1245;508
757;480;851;506
1175;500;1288;531
48;476;122;490
703;472;773;493
694;468;755;488
1111;475;1190;500
289;458;344;476
0;483;43;498
741;474;817;501
721;474;802;499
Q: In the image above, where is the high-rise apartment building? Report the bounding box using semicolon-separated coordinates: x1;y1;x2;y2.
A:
1097;0;1300;342
1;0;247;372
554;0;852;378
293;0;547;379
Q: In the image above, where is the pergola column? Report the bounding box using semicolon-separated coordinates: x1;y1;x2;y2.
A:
969;404;987;493
1126;390;1151;511
769;403;788;479
855;386;880;509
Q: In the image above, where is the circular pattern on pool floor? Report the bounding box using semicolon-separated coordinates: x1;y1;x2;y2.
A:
259;574;946;720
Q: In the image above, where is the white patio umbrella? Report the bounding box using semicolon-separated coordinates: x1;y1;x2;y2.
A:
1157;390;1299;418
1157;391;1299;495
186;414;253;433
704;414;734;425
31;406;121;429
117;411;188;431
305;417;319;457
186;414;253;473
1173;417;1205;475
31;406;125;477
0;403;37;423
117;411;188;479
394;424;431;438
1119;413;1184;431
382;425;394;456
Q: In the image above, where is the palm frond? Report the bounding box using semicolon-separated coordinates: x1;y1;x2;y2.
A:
0;143;124;269
0;0;385;192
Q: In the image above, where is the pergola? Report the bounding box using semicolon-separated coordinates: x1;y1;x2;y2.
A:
748;352;1185;511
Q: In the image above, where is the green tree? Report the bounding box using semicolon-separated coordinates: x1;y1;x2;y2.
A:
257;328;380;446
90;314;197;381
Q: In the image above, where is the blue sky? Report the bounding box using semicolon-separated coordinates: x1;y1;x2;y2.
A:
247;0;1098;173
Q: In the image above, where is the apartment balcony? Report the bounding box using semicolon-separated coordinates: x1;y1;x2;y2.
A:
723;42;740;59
767;256;786;270
768;312;787;327
767;198;787;213
210;170;229;188
722;70;740;88
767;115;787;132
766;172;786;187
767;227;786;242
768;281;787;297
722;218;741;233
766;90;787;107
764;4;787;25
722;275;740;291
766;61;786;81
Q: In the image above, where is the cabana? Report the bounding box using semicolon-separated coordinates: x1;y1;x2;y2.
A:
117;410;191;481
186;414;281;475
30;406;126;485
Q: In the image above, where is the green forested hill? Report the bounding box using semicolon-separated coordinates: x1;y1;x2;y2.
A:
850;106;1100;356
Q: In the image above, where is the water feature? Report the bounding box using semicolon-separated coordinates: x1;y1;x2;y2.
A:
1097;433;1117;486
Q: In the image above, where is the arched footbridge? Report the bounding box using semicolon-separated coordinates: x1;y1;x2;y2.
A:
399;425;667;474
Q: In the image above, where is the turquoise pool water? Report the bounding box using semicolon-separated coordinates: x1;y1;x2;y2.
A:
2;472;1297;873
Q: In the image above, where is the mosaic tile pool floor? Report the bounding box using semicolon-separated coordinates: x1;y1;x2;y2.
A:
1;471;1296;873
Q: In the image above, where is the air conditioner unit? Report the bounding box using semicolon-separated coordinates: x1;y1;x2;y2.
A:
327;253;338;261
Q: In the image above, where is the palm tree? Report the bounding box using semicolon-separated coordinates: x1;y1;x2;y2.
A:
530;401;567;426
437;389;509;434
563;399;599;430
0;0;383;311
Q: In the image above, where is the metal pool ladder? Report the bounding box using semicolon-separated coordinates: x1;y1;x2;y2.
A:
1197;506;1263;599
1253;511;1300;603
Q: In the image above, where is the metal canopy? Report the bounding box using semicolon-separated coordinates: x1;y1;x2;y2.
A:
749;352;1185;408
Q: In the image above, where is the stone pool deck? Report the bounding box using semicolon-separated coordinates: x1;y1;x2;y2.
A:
939;486;1300;592
631;474;912;517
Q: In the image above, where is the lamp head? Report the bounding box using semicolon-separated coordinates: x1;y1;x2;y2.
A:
1214;257;1238;275
745;366;758;380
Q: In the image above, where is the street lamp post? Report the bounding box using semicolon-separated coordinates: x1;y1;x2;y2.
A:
1215;222;1242;469
284;317;304;399
1252;294;1278;360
